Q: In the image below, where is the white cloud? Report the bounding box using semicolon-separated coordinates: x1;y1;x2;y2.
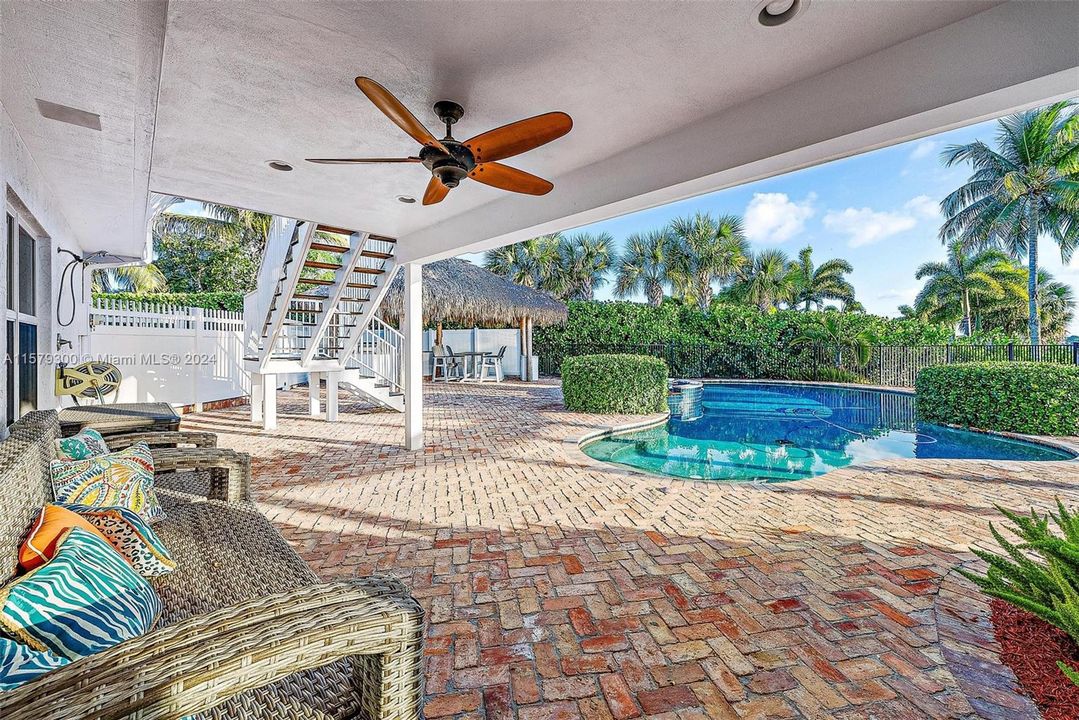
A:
876;287;918;305
743;192;815;244
903;195;940;220
909;139;940;161
822;207;918;248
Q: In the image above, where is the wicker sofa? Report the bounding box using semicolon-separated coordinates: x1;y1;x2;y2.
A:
0;410;424;720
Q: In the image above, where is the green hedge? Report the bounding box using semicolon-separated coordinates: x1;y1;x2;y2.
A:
535;300;1019;378
916;362;1079;436
93;292;245;312
562;354;669;414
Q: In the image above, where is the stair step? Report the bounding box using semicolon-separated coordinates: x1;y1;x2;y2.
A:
309;241;349;253
352;266;384;275
347;282;377;289
303;259;342;271
315;224;356;236
297;277;334;285
360;250;393;260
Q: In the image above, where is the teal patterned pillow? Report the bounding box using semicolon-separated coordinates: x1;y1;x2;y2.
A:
64;504;176;577
0;527;162;660
54;428;110;461
0;636;69;691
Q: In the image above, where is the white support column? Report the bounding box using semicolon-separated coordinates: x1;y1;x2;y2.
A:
250;372;264;424
403;262;424;450
325;372;339;422
263;373;277;430
308;372;322;416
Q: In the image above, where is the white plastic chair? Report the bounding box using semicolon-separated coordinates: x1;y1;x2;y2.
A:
477;346;506;383
432;345;461;382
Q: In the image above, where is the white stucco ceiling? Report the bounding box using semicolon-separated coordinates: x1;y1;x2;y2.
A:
151;0;1005;239
0;0;165;255
2;1;1076;262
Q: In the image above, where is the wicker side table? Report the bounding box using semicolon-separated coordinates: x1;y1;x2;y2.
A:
58;402;181;437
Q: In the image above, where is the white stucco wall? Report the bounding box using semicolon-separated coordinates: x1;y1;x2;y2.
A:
0;97;94;425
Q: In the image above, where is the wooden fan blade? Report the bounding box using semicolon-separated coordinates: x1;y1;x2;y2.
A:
464;112;572;163
355;77;449;154
306;157;421;164
469;162;553;196
423;176;450;205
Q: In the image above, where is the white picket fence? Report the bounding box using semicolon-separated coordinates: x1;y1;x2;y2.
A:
85;299;249;409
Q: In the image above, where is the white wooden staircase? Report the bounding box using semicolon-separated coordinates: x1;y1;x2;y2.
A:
243;219;404;417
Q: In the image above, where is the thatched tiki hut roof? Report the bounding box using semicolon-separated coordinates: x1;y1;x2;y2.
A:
382;258;567;327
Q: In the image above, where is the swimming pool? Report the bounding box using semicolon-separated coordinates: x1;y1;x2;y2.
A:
581;382;1074;482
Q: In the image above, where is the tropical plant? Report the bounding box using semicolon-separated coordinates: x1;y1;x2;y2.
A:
615;229;672;306
667;213;749;310
483;234;561;289
548;232;614;301
788;246;855;311
91;264;168;294
979;267;1077;343
958;500;1079;687
727;248;795;311
152;203;273;292
939;100;1079;344
791;313;877;367
913;241;1013;335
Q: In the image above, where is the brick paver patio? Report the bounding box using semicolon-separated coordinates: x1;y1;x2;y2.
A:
183;381;1079;719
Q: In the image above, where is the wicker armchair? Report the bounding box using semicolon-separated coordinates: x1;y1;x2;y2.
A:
0;411;424;720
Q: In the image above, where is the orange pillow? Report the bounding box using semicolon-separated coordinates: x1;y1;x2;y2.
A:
18;505;110;572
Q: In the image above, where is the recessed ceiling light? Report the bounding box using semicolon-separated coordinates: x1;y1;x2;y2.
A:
757;0;806;27
396;195;417;204
267;160;293;172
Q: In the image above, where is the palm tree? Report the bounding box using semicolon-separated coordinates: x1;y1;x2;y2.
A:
483;234;561;289
939;100;1079;343
668;213;749;310
913;241;1013;335
91;265;168;293
792;314;877;367
614;230;671;306
789;246;855;311
981;267;1076;342
548;232;613;301
728;248;795;311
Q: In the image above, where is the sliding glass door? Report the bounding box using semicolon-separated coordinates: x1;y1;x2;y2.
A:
4;209;39;427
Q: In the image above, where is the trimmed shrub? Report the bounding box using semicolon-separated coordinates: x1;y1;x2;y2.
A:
93;292;245;312
916;362;1079;436
561;354;668;414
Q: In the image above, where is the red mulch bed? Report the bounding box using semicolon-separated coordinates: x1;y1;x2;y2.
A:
989;598;1079;720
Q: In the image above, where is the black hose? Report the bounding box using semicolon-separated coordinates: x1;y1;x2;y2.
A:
56;249;83;328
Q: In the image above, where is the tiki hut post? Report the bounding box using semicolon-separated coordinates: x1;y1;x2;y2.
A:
435;321;443;347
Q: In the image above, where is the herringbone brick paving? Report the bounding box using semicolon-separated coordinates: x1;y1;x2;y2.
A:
182;381;1079;719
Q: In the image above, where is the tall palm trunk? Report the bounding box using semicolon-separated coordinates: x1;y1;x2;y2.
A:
961;288;972;337
1027;221;1040;345
647;281;663;307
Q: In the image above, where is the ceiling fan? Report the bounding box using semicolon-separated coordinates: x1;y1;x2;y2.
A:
307;77;572;205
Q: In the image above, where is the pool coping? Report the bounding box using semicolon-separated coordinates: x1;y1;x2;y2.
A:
563;380;1079;484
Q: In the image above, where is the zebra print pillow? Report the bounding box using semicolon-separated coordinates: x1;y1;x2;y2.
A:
0;636;69;691
0;527;162;660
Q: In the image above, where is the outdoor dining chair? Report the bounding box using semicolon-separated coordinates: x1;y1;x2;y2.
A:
432;344;461;382
477;346;507;383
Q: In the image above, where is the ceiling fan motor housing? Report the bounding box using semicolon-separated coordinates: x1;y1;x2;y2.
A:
421;140;476;187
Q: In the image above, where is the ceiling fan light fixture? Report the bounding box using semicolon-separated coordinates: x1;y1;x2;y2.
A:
267;160;293;171
756;0;805;27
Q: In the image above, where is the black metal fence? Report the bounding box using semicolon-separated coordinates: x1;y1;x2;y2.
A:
538;341;1079;388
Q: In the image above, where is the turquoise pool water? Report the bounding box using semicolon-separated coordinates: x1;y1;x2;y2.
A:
582;382;1074;482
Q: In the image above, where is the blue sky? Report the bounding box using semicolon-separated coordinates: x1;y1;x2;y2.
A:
461;113;1079;335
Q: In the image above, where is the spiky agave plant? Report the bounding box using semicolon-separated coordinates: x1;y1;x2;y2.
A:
959;499;1079;686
